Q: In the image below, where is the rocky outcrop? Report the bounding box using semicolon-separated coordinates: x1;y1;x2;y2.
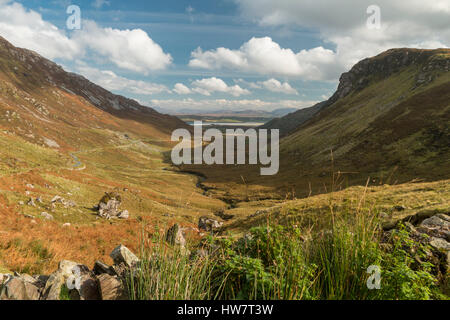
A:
0;245;138;300
198;216;223;233
382;212;450;281
97;192;129;220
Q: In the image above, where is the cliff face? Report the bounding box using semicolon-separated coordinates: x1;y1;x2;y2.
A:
332;48;450;101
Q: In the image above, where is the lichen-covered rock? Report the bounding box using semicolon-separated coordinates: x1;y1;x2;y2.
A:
97;192;128;219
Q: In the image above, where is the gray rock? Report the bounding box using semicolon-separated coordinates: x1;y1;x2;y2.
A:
117;210;129;219
429;237;450;252
0;277;40;300
110;245;139;268
27;198;36;207
97;273;126;300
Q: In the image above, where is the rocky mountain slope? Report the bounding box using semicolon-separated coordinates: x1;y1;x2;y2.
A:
0;36;188;149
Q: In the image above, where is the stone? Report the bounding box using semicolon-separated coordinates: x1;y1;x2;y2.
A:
198;216;223;232
93;261;116;276
117;210;129;219
97;274;126;300
51;195;64;203
421;215;450;228
110;245;139;268
27;198;36;207
166;224;186;248
41;212;54;220
62;223;71;227
0;277;40;300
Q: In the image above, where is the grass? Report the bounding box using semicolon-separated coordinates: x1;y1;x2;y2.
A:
128;187;447;300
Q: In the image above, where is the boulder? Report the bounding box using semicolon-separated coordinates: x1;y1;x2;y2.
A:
97;192;123;219
97;274;127;300
110;245;139;268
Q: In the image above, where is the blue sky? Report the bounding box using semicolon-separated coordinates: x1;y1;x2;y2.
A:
1;1;448;112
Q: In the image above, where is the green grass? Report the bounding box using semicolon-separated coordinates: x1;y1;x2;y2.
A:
128;195;447;300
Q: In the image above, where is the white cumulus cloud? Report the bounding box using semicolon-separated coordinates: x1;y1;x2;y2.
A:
258;79;298;95
0;1;173;74
191;77;251;97
173;83;192;95
189;37;337;80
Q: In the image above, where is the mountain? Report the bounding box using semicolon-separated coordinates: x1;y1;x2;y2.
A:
0;36;188;149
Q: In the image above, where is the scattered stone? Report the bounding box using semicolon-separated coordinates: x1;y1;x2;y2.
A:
18;201;24;206
62;223;71;227
110;245;139;268
198;216;223;232
51;195;64;203
27;198;36;207
41;212;54;220
36;196;43;204
214;209;235;221
26;184;34;189
117;210;129;219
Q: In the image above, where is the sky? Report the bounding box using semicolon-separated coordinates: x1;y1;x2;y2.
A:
0;0;449;113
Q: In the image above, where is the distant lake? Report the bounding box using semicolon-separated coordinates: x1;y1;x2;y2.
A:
187;122;264;127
